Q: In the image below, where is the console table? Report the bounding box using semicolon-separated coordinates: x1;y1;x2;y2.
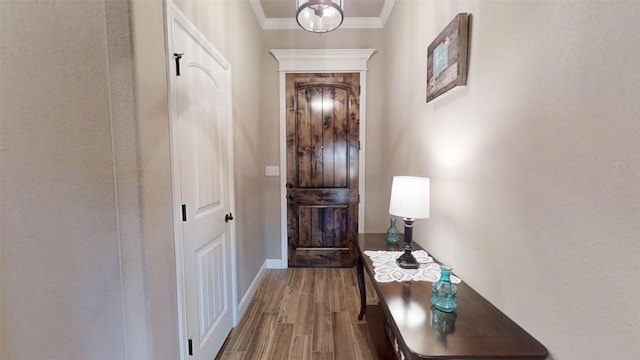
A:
355;233;548;359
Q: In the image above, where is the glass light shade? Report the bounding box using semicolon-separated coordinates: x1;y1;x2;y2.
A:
389;176;430;219
296;0;344;33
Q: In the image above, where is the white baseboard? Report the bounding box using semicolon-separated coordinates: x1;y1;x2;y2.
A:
236;258;287;321
237;261;267;320
266;258;286;269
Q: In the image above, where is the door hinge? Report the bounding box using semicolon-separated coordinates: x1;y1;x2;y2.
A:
358;194;361;203
181;204;187;222
188;338;193;356
174;53;184;76
358;141;361;150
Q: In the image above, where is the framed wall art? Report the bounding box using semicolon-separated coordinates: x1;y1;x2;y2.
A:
426;13;470;103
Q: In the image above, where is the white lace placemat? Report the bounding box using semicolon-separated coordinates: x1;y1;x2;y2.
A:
364;250;461;284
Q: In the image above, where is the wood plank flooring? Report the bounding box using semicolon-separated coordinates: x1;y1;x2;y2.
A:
216;268;380;360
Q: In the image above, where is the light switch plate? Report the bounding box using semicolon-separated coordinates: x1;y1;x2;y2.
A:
265;166;280;176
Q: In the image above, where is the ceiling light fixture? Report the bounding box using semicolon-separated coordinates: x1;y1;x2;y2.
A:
296;0;344;33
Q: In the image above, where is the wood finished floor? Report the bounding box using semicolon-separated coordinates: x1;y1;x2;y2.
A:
216;267;380;360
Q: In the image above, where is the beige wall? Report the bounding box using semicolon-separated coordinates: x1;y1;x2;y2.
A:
3;1;639;359
379;1;640;359
1;0;179;358
0;1;128;358
129;0;180;358
1;1;268;358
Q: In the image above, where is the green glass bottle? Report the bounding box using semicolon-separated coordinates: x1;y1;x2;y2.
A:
386;218;400;245
431;265;458;313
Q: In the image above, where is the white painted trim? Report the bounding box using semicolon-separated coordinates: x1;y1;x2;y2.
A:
250;0;395;30
379;0;396;26
237;261;267;318
166;5;238;359
342;17;386;29
261;17;386;30
261;18;295;30
270;49;375;72
266;258;287;269
248;0;267;27
278;71;288;267
271;49;376;268
165;8;187;359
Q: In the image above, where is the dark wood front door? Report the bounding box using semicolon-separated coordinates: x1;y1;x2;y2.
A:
286;73;360;267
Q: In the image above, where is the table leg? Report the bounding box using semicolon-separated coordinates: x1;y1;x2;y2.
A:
356;253;366;320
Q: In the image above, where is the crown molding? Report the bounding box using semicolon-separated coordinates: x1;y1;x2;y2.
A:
270;48;376;72
379;0;395;26
251;0;395;30
249;0;267;27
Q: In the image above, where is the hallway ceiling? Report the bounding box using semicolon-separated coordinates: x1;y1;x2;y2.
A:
250;0;395;30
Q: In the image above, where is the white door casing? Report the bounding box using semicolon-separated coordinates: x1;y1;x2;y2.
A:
168;6;237;360
270;49;376;269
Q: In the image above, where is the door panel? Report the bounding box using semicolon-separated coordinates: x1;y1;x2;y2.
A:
297;206;347;248
286;73;359;267
172;16;233;359
195;236;225;337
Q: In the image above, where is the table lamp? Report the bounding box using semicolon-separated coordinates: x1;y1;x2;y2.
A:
389;176;430;269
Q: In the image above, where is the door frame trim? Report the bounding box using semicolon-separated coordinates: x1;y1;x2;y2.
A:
270;49;376;269
167;5;238;359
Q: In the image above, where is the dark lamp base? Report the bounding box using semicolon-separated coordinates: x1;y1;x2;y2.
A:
396;217;419;269
396;252;419;269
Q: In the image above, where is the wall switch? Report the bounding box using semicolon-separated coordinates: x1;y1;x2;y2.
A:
265;166;280;176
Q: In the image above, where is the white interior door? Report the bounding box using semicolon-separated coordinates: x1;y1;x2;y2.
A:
170;9;235;360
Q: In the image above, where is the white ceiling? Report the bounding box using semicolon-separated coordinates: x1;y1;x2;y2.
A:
250;0;395;30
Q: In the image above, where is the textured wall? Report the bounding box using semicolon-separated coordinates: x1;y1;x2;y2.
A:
129;0;180;358
0;1;126;358
5;1;637;359
380;1;640;359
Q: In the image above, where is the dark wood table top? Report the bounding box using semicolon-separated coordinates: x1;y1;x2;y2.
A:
357;233;548;359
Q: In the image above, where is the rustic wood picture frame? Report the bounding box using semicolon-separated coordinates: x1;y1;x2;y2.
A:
426;13;470;103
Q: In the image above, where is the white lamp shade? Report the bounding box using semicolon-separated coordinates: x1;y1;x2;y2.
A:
296;0;344;33
389;176;430;219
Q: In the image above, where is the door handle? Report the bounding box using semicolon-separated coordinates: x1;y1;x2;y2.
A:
225;213;234;223
287;194;297;200
286;182;295;189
